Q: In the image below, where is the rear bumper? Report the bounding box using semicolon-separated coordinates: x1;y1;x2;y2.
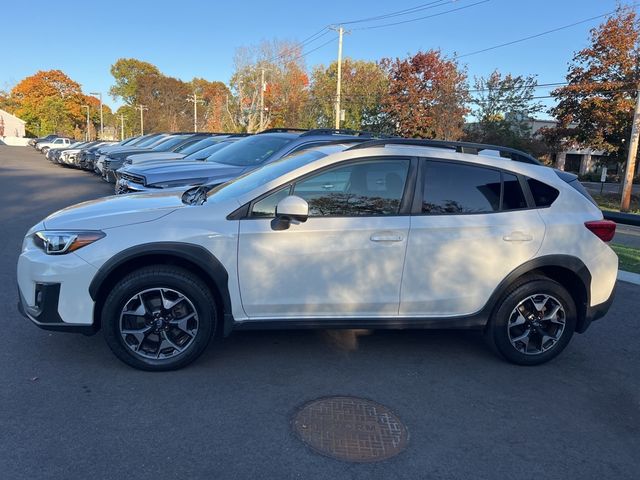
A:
578;284;616;333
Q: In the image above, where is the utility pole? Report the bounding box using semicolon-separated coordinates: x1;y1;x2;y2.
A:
331;25;345;129
186;92;205;132
135;104;148;135
120;114;125;141
621;84;640;212
259;68;267;131
82;105;90;141
90;91;104;139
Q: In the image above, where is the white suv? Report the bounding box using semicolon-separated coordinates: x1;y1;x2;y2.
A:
17;140;618;370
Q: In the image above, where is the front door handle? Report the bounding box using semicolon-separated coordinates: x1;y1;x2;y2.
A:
503;231;533;242
370;233;404;242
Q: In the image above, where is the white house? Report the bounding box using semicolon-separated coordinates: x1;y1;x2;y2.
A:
0;108;26;138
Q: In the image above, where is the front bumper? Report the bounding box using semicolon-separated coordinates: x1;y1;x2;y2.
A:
17;238;99;331
115;177;157;195
17;286;96;334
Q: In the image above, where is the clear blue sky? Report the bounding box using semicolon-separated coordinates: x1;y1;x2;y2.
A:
0;0;631;117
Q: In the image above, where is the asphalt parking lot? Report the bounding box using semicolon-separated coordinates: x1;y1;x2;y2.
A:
1;145;639;480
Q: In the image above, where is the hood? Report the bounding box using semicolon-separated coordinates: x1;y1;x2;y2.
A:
131;161;246;186
107;147;153;159
43;191;188;230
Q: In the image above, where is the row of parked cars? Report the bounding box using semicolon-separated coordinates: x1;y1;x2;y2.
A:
21;127;618;371
36;129;391;194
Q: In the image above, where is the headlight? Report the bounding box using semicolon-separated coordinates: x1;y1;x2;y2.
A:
149;178;207;189
33;230;105;255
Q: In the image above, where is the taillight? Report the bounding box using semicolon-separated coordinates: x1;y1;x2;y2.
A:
584;220;616;242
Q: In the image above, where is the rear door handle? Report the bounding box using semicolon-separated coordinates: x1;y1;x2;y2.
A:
370;233;404;242
503;231;533;242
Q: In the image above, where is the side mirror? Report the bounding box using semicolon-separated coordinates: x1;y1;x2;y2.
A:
272;195;309;231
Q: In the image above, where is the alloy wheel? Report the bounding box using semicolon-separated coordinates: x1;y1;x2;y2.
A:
507;294;566;355
119;287;199;360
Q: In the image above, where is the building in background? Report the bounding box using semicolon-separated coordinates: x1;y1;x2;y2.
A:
0;109;26;138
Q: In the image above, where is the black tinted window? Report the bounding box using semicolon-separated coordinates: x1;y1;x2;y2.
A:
292;159;410;216
502;173;527;210
423;162;500;214
527;178;559;207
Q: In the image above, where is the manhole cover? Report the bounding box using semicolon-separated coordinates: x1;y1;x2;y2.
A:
292;396;408;463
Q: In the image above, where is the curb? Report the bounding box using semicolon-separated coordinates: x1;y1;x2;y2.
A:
617;270;640;286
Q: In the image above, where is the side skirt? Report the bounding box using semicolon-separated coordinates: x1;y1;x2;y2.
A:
231;316;487;332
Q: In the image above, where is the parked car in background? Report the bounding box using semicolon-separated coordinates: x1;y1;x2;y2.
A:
103;133;214;183
95;134;169;176
37;137;72;153
46;141;88;162
29;134;58;147
115;129;379;194
58;141;104;166
17;139;618;370
121;134;245;168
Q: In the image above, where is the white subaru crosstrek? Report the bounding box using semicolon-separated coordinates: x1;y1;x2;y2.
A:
17;140;618;371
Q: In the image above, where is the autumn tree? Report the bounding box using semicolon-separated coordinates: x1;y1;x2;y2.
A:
110;58;160;106
229;40;310;132
136;73;192;132
550;7;640;166
466;70;543;150
190;78;236;132
308;59;390;132
381;50;469;139
10;70;85;136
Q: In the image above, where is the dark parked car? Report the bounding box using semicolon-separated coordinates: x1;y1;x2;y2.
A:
115;129;385;194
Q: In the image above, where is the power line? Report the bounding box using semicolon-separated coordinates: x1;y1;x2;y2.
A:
340;0;453;25
353;0;490;30
456;6;638;58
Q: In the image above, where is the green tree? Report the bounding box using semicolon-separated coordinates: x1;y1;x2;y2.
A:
466;70;542;151
109;58;160;106
308;59;390;132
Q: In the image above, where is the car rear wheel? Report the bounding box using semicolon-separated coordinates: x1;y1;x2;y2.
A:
102;265;216;371
486;276;576;365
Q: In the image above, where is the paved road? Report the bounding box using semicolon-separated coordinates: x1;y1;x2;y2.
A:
1;146;639;480
583;181;639;195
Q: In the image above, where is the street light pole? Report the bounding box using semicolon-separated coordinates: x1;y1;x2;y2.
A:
260;68;267;130
135;104;148;135
120;114;125;141
330;25;346;129
82;105;90;141
90;92;104;139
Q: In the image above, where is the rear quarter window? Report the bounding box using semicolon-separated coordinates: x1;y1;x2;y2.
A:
527;178;559;207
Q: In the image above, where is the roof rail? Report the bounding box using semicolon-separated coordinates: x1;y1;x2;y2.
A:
300;128;385;137
257;128;308;134
346;138;541;165
227;133;252;137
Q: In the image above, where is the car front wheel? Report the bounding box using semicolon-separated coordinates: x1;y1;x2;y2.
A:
102;265;217;371
486;276;576;365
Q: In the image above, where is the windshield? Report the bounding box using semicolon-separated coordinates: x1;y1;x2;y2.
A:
151;135;190;151
183;140;234;161
135;135;166;147
207;149;330;202
175;136;221;155
205;135;294;167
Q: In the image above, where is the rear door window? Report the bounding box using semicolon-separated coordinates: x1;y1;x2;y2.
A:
422;161;501;214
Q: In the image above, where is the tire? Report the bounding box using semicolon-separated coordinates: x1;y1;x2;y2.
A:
102;265;217;371
485;276;576;366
